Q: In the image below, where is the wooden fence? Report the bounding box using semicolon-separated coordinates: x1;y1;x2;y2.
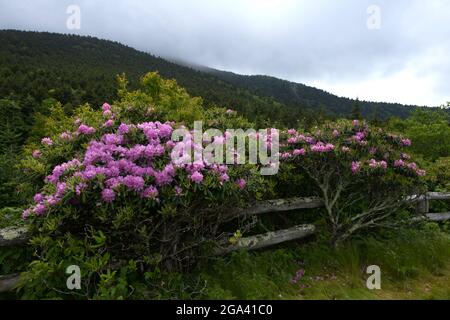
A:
1;192;449;293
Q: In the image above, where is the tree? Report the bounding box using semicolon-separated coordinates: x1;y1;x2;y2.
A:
350;98;363;120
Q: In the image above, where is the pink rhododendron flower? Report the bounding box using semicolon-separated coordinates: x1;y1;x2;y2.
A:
311;143;334;153
34;193;44;203
33;203;46;216
102;103;111;111
416;169;426;177
236;178;246;190
118;123;130;135
351;161;361;174
401;153;411;160
141;186;159;199
101;189;116;203
77;124;96;135
293;148;306;156
394;159;405;167
401;139;412;147
60;131;73;141
32;150;42;158
281;152;291;159
220;173;230;183
75;183;88;195
103;119;114;128
41;137;53;146
190;171;204;184
287;137;297;144
175;186;183;195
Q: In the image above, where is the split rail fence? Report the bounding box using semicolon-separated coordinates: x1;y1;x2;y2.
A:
1;192;449;293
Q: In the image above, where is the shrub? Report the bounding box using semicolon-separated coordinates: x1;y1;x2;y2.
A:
17;73;269;298
280;119;427;245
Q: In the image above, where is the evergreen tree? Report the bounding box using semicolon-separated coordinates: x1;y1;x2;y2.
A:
351;98;363;120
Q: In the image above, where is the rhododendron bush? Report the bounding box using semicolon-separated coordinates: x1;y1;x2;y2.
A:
16;74;269;298
279;119;426;245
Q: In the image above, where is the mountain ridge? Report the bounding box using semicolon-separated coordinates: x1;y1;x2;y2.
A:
0;29;422;125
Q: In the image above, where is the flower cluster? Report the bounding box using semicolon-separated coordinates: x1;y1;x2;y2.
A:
23;103;249;219
280;120;426;178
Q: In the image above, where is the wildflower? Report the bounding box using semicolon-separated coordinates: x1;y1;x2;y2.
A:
332;129;340;137
352;119;360;126
341;146;350;152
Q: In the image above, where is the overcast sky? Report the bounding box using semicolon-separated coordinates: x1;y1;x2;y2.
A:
1;0;449;106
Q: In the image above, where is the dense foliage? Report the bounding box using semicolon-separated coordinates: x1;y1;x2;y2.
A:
280;120;426;244
0;31;448;299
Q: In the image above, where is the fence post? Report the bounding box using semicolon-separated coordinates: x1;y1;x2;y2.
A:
415;196;429;215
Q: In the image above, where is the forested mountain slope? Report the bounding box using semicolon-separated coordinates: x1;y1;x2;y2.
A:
0;29;420;128
0;30;300;127
201;67;420;119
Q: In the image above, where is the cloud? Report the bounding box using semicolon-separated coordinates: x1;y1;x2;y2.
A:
0;0;448;106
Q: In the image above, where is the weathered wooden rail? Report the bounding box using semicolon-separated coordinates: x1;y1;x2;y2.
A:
1;192;449;293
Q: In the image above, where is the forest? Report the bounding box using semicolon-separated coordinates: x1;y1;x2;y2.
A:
0;30;449;300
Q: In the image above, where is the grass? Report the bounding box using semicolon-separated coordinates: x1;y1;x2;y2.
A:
197;225;450;300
